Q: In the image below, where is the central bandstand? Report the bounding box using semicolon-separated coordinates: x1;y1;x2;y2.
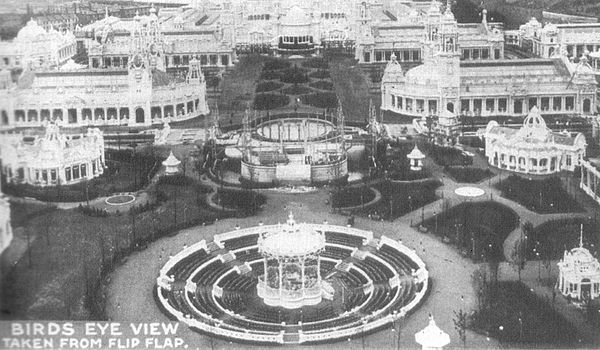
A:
155;214;429;344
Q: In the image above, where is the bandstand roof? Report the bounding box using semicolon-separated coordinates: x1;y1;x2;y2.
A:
259;213;325;257
415;315;451;348
407;145;425;160
162;151;181;167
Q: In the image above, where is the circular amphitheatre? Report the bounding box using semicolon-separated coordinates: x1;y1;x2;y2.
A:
105;193;136;206
156;213;429;344
454;186;485;197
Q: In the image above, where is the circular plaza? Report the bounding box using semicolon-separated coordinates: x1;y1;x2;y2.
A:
155;213;429;344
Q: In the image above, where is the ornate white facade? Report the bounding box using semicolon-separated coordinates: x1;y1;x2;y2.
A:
381;2;598;119
0;9;209;130
77;6;235;70
0;181;13;255
0;19;77;71
483;107;586;175
557;235;600;301
518;18;600;59
0;123;106;187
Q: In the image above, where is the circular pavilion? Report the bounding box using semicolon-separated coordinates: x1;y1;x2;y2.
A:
484;107;586;175
155;213;430;344
239;113;348;184
257;213;325;308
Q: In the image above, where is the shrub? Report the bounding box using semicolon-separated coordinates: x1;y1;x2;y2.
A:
300;92;338;108
256;81;284;93
309;80;334;91
280;66;310;84
260;70;281;80
282;84;312;95
253;94;289;110
309;69;330;79
263;58;291;71
301;57;329;69
156;174;196;187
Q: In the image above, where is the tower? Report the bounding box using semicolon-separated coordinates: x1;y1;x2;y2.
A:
127;11;153;126
437;0;460;114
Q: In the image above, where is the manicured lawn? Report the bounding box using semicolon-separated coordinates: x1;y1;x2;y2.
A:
331;185;375;208
256;81;284;93
422;201;518;261
0;179;231;320
212;188;266;214
282;84;312;95
526;218;599;260
218;54;263;113
445;166;494;183
329;56;372;124
2;148;162;202
300;92;338;109
496;175;582;214
471;281;579;346
253;94;290;110
421;143;473;167
309;80;334;91
279;66;310;84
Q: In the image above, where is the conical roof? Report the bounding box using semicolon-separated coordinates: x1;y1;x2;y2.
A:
415;315;451;348
407;145;426;160
162;151;181;167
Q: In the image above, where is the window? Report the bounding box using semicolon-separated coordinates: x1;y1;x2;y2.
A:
391;95;395;107
481;49;489;59
494;49;500;59
73;166;80;179
462;50;470;60
566;97;574;110
397;97;403;109
65;167;71;181
81;164;86;177
514;99;523;114
553;97;562;110
375;51;382;62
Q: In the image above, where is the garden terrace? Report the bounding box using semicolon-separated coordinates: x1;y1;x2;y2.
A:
156;222;429;344
472;281;579;347
445;166;494;183
222;233;259;250
422;201;519;261
325;231;365;247
496;175;582;214
234;248;262;263
526;218;599;261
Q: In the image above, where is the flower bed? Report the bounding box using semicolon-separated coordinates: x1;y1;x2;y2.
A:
263;58;291;71
301;57;329;69
261;70;281;80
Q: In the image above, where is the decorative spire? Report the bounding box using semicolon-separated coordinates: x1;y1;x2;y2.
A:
482;9;488;25
105;7;108;19
580;223;584;248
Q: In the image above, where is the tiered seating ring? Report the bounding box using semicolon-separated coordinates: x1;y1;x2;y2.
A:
155;221;429;344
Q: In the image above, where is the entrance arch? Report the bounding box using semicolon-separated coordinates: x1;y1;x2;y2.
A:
135;108;145;123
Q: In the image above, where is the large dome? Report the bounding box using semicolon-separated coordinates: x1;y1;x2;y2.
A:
16;19;47;42
282;6;311;26
258;213;325;257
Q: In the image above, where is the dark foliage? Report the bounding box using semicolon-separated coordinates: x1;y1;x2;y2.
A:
300;92;338;108
253;94;290;110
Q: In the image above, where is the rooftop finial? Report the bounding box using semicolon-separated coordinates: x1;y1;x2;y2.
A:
105;7;108;18
580;223;584;248
482;8;488;24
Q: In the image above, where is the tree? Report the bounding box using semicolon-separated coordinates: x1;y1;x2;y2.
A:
453;309;468;349
511;222;532;282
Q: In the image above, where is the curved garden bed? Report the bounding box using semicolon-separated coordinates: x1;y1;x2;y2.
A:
282;84;312;95
309;69;330;79
253;94;289;110
256;81;284;93
280;66;310;84
300;92;338;108
301;57;329;69
309;80;334;91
